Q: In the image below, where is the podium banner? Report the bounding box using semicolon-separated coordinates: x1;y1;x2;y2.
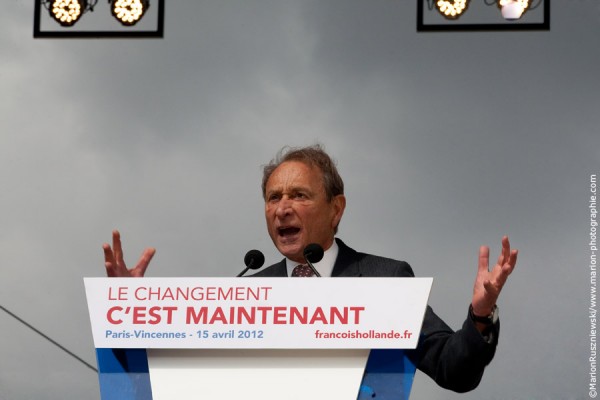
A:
85;277;432;349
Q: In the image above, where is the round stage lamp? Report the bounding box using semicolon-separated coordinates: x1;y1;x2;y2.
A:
435;0;470;20
111;0;149;26
498;0;530;21
49;0;87;27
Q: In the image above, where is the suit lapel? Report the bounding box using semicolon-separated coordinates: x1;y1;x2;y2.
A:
269;260;288;277
331;238;362;277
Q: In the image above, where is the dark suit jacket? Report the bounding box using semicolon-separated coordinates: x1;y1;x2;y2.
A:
251;238;499;393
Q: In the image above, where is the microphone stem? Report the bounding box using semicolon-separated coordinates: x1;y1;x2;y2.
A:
305;260;321;277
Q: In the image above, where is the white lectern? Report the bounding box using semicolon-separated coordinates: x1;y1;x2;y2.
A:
85;277;432;399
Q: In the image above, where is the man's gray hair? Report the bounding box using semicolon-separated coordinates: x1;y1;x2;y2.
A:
261;144;344;202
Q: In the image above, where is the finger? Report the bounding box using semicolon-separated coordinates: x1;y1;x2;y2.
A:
113;230;125;265
496;236;510;265
478;245;490;274
133;248;156;277
501;249;518;276
491;249;518;288
491;263;510;288
102;243;119;277
509;248;518;269
102;243;115;264
502;235;511;261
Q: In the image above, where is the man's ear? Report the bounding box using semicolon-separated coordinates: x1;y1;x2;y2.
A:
331;194;346;229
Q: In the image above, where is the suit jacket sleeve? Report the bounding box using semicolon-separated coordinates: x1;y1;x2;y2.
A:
409;305;498;392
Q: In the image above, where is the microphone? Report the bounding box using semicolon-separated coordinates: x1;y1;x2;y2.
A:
237;249;265;277
303;243;324;277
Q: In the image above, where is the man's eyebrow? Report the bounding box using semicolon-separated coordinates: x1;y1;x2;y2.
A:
289;185;312;192
267;185;312;194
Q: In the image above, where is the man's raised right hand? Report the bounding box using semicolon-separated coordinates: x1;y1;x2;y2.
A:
103;230;155;277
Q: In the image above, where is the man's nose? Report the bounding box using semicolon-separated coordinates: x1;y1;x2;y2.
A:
275;197;292;217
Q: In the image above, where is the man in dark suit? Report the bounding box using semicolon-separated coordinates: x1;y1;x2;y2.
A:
103;144;517;393
253;144;516;392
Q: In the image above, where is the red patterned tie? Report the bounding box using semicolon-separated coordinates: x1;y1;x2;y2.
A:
291;265;315;277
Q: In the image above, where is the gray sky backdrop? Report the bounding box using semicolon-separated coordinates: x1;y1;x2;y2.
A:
1;1;598;399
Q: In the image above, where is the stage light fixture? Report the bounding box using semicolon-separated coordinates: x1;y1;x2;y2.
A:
35;0;163;38
48;0;88;26
110;0;149;26
498;0;530;20
418;0;549;31
435;0;470;20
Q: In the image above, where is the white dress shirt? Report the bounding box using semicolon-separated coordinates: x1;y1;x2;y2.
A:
284;239;339;277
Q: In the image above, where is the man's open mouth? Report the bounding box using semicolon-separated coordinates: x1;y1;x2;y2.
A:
278;227;301;237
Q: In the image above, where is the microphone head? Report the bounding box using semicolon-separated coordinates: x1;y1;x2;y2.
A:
244;250;265;270
303;243;324;264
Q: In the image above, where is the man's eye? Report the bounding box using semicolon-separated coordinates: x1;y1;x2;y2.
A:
268;194;280;202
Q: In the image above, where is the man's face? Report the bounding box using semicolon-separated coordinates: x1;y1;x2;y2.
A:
264;161;345;264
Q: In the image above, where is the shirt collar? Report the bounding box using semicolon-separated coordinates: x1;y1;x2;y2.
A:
285;239;339;277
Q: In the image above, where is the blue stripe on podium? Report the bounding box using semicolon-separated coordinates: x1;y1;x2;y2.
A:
94;348;415;399
358;349;416;399
96;348;153;400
